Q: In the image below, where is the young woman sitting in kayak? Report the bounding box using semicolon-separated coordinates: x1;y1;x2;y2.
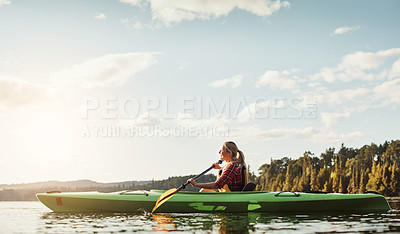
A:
187;141;247;192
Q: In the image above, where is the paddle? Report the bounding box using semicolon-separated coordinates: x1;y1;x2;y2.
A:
152;160;222;213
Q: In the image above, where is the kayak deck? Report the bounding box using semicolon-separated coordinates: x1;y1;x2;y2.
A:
36;190;391;213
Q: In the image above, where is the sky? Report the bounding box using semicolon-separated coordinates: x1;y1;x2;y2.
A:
0;0;399;184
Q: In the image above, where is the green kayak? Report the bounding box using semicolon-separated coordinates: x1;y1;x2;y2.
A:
36;190;390;213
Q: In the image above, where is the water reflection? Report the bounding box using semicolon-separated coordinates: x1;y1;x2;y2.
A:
390;198;400;210
40;212;156;232
151;211;400;233
152;213;254;233
37;200;400;233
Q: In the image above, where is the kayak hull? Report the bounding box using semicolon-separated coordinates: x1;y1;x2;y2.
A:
36;190;391;213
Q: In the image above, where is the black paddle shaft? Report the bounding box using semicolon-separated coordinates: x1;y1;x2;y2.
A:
178;160;222;190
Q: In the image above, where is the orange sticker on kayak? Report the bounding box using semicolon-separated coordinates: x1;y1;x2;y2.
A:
56;197;63;206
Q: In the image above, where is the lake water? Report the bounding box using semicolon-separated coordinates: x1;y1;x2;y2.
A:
1;199;400;233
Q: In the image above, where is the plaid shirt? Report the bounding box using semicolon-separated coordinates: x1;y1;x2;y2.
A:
215;163;244;191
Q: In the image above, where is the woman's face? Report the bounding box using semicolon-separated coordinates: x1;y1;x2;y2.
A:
219;146;232;162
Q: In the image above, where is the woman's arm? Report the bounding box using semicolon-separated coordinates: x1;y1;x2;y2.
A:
187;179;218;189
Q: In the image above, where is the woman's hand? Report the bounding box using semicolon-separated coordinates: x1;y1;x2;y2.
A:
187;178;197;187
213;162;221;170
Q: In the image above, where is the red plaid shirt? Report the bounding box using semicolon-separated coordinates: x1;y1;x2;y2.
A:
215;163;244;191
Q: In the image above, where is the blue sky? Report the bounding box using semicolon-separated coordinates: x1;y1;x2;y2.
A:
0;0;399;184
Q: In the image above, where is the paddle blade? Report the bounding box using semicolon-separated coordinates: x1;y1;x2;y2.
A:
152;188;178;213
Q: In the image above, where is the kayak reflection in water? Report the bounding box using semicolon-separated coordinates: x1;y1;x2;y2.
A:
187;141;247;192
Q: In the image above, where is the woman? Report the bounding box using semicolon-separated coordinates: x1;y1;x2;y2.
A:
187;141;247;192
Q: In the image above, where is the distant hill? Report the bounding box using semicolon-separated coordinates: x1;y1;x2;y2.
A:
0;174;216;201
0;179;152;190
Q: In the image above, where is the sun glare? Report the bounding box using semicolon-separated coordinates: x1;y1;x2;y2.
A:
22;111;72;163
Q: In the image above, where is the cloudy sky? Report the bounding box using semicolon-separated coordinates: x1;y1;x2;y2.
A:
0;0;399;184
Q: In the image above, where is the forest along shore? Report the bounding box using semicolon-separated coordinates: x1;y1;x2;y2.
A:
255;140;400;197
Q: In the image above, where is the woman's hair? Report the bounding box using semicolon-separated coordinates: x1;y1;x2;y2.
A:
223;141;245;168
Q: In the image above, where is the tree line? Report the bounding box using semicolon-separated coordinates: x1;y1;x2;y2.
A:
254;140;400;197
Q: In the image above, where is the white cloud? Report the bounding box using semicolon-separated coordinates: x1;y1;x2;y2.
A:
319;131;365;143
332;26;360;35
236;99;273;122
0;0;10;7
178;63;190;71
95;13;106;19
312;48;400;82
121;0;290;26
0;76;52;112
340;48;400;70
132;22;143;30
237;0;290;16
230;125;365;143
389;58;400;79
247;126;319;141
315;77;400;112
119;0;141;6
209;74;242;88
317;87;371;106
255;70;297;90
122;18;157;30
312;67;376;83
373;78;400;104
308;82;321;88
51;52;159;88
320;112;351;128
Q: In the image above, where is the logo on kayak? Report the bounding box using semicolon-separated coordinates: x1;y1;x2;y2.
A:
56;197;63;206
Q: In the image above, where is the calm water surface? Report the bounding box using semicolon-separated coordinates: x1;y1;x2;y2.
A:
1;200;400;233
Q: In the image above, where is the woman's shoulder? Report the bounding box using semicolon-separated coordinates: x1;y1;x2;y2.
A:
224;162;240;170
